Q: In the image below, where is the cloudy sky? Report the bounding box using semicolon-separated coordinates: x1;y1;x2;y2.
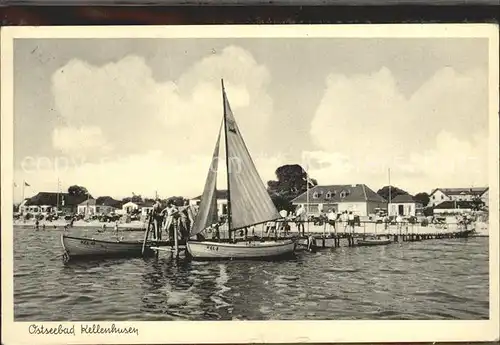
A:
13;37;489;202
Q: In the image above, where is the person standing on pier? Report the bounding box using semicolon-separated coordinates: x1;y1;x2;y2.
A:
341;211;348;232
162;201;180;241
327;209;336;235
151;198;164;240
348;211;355;233
295;205;306;236
279;209;288;235
179;200;195;241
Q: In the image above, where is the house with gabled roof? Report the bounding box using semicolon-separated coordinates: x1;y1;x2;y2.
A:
22;192;92;214
389;194;422;217
77;196;122;215
290;184;387;217
189;189;228;217
428;187;488;207
121;200;155;216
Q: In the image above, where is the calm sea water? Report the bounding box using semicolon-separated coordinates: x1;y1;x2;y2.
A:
13;226;489;321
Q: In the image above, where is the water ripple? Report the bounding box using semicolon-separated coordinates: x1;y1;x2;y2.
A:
13;227;489;320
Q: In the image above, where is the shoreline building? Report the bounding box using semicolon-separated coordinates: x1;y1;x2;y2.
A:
428;187;489;208
77;196;122;215
21;192;91;215
433;200;475;214
121;200;155;216
388;194;423;217
291;184;387;217
189;190;228;217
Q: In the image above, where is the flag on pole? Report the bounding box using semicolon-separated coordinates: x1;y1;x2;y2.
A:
306;175;314;187
13;182;18;188
24;181;30;187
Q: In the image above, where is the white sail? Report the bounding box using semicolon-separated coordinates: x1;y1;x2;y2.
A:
190;124;222;237
223;85;281;230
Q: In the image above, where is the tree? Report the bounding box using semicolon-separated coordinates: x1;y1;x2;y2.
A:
68;185;90;196
122;195;143;203
471;196;485;211
267;164;318;205
165;196;187;206
414;192;430;207
270;194;293;212
376;185;409;202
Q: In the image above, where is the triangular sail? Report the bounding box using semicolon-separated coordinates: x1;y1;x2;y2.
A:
190;124;222;237
223;85;281;230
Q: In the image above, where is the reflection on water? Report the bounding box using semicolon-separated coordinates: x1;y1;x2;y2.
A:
13;226;489;321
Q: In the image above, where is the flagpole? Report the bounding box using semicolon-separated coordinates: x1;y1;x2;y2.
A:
388;168;391;216
22;180;25;202
56;178;60;213
305;166;310;234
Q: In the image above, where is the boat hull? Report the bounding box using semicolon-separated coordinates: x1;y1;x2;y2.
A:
356;238;392;246
61;235;156;260
186;239;296;260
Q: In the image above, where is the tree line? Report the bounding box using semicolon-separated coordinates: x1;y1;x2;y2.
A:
64;167;484;213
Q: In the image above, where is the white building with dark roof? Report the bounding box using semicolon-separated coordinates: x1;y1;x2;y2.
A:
290;184;387;217
189;190;228;217
428;187;488;207
389;194;422;217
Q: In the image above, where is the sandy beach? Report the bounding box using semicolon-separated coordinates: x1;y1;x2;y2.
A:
12;218;489;237
13;219;147;230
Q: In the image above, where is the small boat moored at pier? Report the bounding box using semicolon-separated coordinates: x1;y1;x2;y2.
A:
186;239;296;260
356;235;392;246
61;234;165;261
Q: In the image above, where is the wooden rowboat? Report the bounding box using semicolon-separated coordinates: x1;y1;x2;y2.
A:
186;239;296;260
356;236;392;247
61;234;161;261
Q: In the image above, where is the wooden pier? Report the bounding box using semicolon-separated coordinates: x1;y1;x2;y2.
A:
297;228;475;250
145;217;478;257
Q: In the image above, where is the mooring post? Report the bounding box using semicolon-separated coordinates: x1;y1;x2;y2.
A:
173;219;179;258
142;216;152;256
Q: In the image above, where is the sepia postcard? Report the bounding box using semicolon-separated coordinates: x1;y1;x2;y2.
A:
1;24;499;344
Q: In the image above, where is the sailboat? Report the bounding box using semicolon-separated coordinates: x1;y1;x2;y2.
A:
186;80;297;260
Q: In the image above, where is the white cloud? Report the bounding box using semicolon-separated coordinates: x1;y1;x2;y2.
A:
41;46;277;199
14;150;283;202
51;46;272;159
52;126;112;156
309;67;489;193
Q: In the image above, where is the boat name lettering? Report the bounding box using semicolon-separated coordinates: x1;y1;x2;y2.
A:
80;240;95;246
206;245;219;251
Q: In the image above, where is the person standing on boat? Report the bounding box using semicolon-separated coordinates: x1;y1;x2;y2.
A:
295;205;307;236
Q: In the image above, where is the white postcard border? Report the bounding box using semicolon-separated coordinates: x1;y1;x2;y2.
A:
1;24;499;344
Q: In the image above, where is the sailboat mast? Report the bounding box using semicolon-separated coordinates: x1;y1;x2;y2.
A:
56;178;60;212
388;168;391;216
306;167;310;233
221;79;233;240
